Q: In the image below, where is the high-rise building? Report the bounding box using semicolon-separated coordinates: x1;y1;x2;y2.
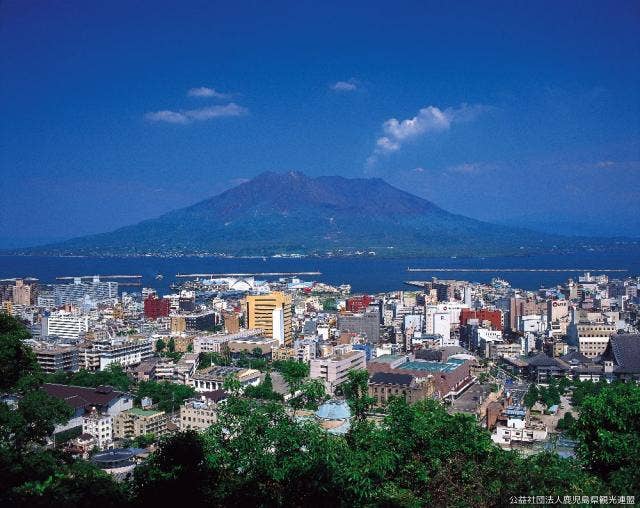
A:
53;277;118;307
337;310;380;342
12;279;31;306
144;294;170;319
41;311;89;340
246;292;292;346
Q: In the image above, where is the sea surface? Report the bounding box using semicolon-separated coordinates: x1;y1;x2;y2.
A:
1;251;639;294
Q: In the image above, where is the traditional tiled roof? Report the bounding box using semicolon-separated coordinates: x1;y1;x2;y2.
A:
43;383;127;410
604;334;640;374
560;350;592;366
369;372;414;386
527;352;568;370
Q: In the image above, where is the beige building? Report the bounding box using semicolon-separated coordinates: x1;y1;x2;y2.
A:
310;346;366;395
170;316;186;334
575;323;616;358
272;347;296;362
222;310;240;334
368;372;435;406
12;279;31;306
114;408;168;439
228;336;279;356
246;292;292;346
179;394;226;432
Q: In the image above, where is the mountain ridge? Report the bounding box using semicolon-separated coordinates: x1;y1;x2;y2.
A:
10;171;625;257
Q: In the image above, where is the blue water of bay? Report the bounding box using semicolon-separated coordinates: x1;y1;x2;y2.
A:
1;251;638;294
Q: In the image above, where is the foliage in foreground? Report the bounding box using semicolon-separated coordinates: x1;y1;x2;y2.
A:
2;314;640;507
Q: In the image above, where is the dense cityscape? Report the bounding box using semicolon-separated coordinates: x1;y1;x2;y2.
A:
1;269;639;505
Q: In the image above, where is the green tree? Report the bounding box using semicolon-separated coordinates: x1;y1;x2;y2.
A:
539;384;560;409
275;360;309;399
133;433;157;448
572;382;640;494
571;379;608;407
557;412;576;433
524;383;539;408
243;372;284;401
294;378;327;410
222;374;242;396
557;376;571;394
0;314;39;391
135;381;196;413
342;369;374;421
43;364;131;392
167;337;175;353
199;351;230;367
132;431;210;506
155;338;166;352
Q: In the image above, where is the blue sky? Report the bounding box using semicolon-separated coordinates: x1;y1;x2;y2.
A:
1;0;639;247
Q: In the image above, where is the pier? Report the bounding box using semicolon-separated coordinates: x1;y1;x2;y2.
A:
406;268;627;273
176;271;322;278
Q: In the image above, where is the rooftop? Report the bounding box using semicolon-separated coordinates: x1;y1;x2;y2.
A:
370;372;414;386
42;383;127;409
402;358;466;373
127;407;163;417
371;354;405;363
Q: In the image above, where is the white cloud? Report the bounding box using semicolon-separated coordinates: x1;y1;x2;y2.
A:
144;110;190;124
145;103;248;124
187;86;232;99
331;79;358;92
447;162;481;174
367;103;488;165
376;136;400;153
446;162;498;175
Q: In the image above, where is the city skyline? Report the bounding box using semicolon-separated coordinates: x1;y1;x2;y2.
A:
1;0;639;247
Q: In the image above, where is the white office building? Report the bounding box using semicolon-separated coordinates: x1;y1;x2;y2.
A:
41;311;89;340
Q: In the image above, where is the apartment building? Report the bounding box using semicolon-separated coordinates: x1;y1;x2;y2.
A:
114;408;168;439
310;346;366;395
82;412;113;450
572;323;617;358
80;337;153;371
33;344;79;373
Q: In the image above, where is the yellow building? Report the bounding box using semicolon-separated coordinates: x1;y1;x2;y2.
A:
170;316;186;334
246;292;292;346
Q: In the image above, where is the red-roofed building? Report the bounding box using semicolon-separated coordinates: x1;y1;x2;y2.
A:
346;295;373;312
460;309;503;331
144;295;170;320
